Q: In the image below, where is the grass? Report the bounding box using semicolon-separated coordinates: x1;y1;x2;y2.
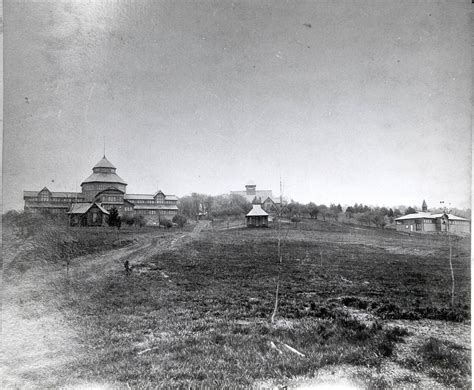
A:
4;217;471;388
401;337;471;388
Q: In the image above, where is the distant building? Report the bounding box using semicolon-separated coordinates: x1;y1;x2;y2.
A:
24;156;178;225
395;200;470;236
246;204;269;227
231;182;280;212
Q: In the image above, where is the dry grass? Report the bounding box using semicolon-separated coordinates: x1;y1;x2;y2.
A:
2;217;470;388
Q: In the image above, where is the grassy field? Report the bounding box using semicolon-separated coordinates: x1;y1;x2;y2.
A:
2;218;471;388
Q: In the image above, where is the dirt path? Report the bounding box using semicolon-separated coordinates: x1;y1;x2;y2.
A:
1;224;205;388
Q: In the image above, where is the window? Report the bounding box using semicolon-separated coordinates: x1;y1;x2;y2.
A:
39;192;50;202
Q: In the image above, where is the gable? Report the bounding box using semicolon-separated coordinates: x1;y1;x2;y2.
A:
39;187;51;195
154;191;165;199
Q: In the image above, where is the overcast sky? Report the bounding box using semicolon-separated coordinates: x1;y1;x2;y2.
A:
3;0;472;211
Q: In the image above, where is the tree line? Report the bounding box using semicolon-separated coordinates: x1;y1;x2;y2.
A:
176;193;435;229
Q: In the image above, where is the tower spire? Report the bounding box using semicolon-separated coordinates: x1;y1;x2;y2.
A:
422;199;427;212
103;136;106;158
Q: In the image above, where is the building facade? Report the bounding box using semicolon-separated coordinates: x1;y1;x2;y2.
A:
231;182;280;212
24;156;179;225
395;201;470;236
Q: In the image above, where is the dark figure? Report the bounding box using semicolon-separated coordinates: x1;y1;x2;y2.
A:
124;260;131;274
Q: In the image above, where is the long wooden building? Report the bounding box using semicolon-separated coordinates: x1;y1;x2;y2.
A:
394;201;470;236
24;156;178;225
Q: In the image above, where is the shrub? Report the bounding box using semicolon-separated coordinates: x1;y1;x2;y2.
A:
133;215;146;227
108;207;121;228
172;214;187;228
160;218;172;228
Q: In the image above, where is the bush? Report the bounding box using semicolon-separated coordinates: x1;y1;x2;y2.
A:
121;214;135;226
134;215;146;227
172;214;187;228
160;218;172;228
108;207;121;228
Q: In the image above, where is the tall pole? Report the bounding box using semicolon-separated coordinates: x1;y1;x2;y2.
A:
442;201;455;307
271;176;283;323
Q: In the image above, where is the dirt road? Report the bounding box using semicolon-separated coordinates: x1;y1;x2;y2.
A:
1;222;206;389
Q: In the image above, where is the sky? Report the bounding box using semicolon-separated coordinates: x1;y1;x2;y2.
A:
3;0;472;211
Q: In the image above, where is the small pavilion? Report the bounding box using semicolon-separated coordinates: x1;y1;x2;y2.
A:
245;204;269;228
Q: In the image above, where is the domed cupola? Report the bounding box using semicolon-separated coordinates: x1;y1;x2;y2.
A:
93;156;117;173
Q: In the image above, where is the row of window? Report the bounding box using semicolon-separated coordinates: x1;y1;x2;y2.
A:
130;199;156;204
135;209;178;215
102;196;122;202
396;220;469;226
29;197;79;203
87;183;121;191
94;168;114;173
128;199;176;205
28;207;64;214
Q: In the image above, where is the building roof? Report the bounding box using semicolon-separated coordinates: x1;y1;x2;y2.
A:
431;213;470;222
395;212;434;221
93;156;116;169
67;202;110;215
246;204;269;217
24;190;83;198
395;212;469;222
263;196;281;204
231;190;273;203
125;194;155;200
81;172;127;185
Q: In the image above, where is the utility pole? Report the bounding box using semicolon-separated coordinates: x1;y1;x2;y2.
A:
441;201;455;307
271;176;283;323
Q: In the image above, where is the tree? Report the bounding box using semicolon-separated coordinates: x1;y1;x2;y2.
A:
388;208;394;223
405;206;417;215
108;207;121;227
122;214;134;226
318;204;329;221
172;214;187;228
307;203;319;219
329;204;341;221
291;216;301;227
345;206;354;219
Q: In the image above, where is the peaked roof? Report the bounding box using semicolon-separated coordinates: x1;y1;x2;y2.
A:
67;202;110;215
246;204;269;217
82;173;127;185
430;213;469;222
93;156;116;169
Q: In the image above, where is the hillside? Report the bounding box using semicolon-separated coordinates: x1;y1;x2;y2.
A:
1;218;470;389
